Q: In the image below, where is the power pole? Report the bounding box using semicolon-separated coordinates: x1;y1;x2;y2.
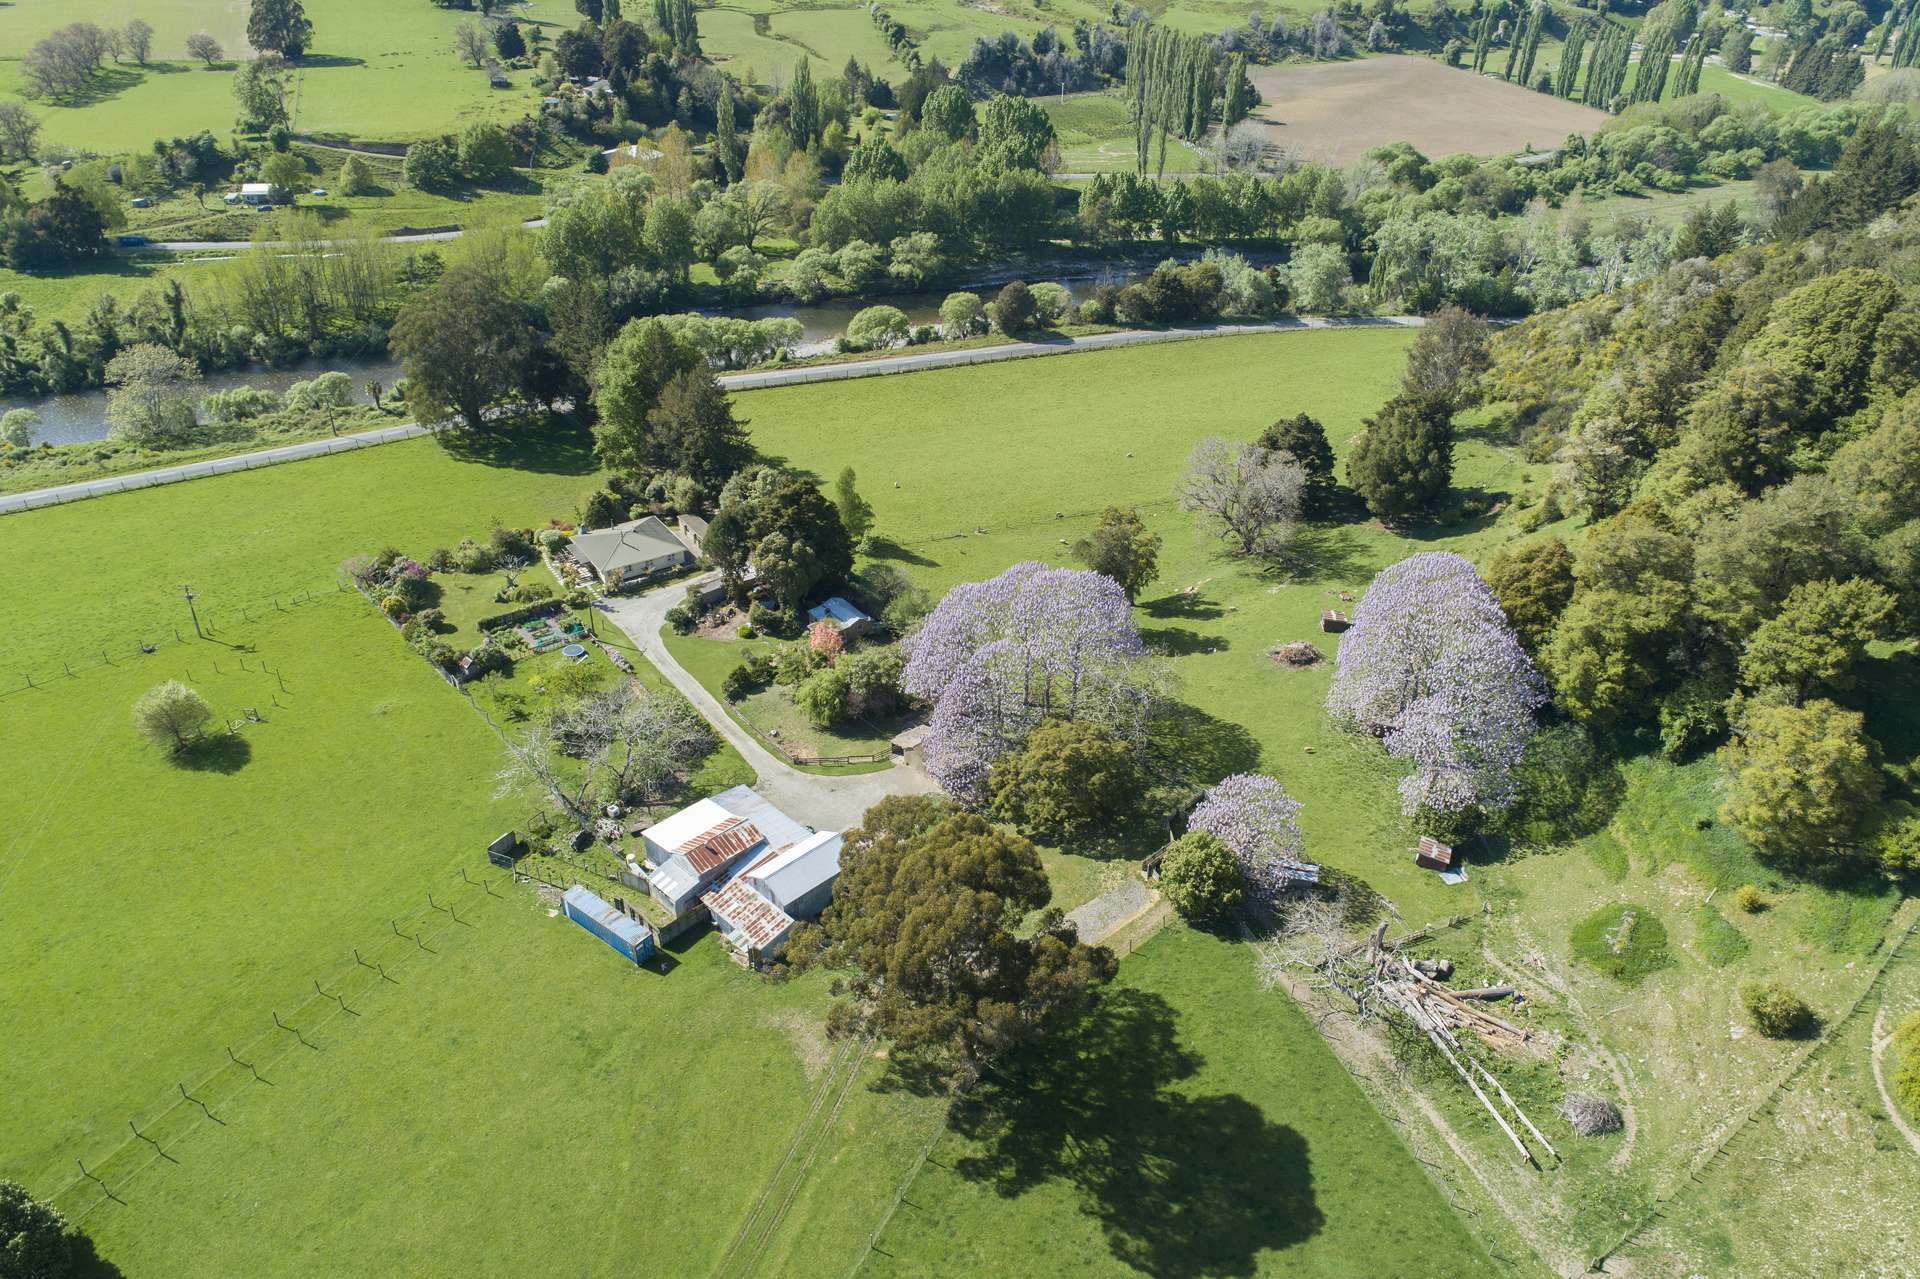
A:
181;583;203;638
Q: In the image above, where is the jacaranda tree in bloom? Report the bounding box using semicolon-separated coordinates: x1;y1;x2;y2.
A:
1326;551;1546;826
1187;772;1313;905
903;562;1159;800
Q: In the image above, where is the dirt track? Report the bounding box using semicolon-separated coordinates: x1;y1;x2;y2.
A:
1249;55;1609;166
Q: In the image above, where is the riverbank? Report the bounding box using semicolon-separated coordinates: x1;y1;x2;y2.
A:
0;317;1420;513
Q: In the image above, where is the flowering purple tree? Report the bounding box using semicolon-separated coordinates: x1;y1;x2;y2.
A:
1326;552;1545;820
1188;773;1315;905
904;562;1158;800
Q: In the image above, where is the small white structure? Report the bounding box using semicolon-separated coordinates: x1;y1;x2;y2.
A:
640;785;813;918
807;596;872;639
569;515;695;589
226;182;275;206
704;830;844;964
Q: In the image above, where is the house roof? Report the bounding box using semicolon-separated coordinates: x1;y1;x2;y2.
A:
640;786;813;865
703;878;795;952
807;596;871;629
740;830;842;912
571;516;688;576
240;183;273;194
676;816;765;876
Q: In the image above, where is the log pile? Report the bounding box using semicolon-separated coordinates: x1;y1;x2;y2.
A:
1364;924;1559;1168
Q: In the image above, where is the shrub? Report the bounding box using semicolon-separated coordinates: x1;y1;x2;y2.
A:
665;605;695;634
1741;981;1815;1038
284;371;354;413
0;1181;71;1278
808;620;845;660
985;718;1140;838
201;385;282;425
1734;884;1769;913
1028;282;1069;326
940;291;985;337
426;546;457;571
748;601;786;635
722;663;759;701
1876;813;1920;876
498;580;553;605
1569;903;1673;986
794;667;850;729
1159;832;1246;921
737;624;756;638
381;594;408;617
452;538;496;573
538;528;570;551
1892;1011;1920;1118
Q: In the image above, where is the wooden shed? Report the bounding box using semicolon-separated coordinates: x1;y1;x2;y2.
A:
1415;836;1454;871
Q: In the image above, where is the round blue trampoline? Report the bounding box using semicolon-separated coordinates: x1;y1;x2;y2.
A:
561;643;588;660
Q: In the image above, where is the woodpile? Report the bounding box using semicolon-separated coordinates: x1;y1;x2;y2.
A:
1268;641;1324;668
1364;923;1558;1168
1559;1092;1623;1136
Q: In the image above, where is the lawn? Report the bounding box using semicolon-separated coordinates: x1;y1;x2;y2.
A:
663;627;905;763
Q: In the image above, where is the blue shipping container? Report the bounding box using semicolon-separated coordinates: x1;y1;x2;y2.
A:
562;885;655;965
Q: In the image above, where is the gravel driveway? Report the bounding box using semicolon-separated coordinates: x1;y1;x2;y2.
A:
596;584;940;833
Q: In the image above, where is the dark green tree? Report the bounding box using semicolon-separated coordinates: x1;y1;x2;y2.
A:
0;1180;72;1279
789;796;1117;1084
1345;392;1454;521
646;368;753;494
1485;536;1576;653
987;718;1140;838
387;264;533;431
592;316;702;476
247;0;313;59
1158;831;1245;921
1258;413;1337;514
1071;505;1161;602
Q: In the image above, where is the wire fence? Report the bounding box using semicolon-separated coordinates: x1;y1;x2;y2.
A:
0;579;354;700
1585;911;1920;1274
46;858;517;1223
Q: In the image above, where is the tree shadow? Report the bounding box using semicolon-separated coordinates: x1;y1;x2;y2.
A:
177;733;252;773
1141;590;1227;622
294;54;367;69
1264;523;1371;583
1401;487;1509;542
1142;626;1229;656
47;67;146;108
1146;699;1261;786
70;1232;129;1279
864;535;937;567
949;989;1323;1278
433;416;597;474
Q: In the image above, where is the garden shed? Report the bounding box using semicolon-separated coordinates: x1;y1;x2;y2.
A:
562;885;655;965
808;596;873;639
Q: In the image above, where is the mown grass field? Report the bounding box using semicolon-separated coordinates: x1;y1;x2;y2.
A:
1046;91;1203;174
2;331;1509;1277
0;0;576;154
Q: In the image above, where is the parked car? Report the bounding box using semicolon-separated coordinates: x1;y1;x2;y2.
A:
129;197;151;209
116;234;149;247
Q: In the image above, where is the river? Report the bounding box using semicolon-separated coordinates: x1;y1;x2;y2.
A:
4;251;1261;446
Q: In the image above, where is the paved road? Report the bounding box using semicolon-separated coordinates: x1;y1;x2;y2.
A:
596;584;939;832
2;319;1420;517
717;315;1424;390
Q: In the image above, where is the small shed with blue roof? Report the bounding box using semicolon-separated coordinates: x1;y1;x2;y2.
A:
562;885;655;965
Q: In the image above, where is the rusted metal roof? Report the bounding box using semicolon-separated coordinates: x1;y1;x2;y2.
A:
676;817;765;875
703;879;794;952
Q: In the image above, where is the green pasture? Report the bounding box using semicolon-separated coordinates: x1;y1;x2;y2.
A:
1;330;1518;1275
1046;91;1203;174
736;326;1523;926
0;0;568;154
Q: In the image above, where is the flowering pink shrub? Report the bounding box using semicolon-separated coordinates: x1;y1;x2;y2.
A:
904;562;1154;800
1326;551;1545;819
808;620;845;660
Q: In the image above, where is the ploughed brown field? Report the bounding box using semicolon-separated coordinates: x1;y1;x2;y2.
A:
1249;54;1609;166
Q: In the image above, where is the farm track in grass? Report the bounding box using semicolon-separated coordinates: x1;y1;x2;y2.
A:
716;1034;877;1279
